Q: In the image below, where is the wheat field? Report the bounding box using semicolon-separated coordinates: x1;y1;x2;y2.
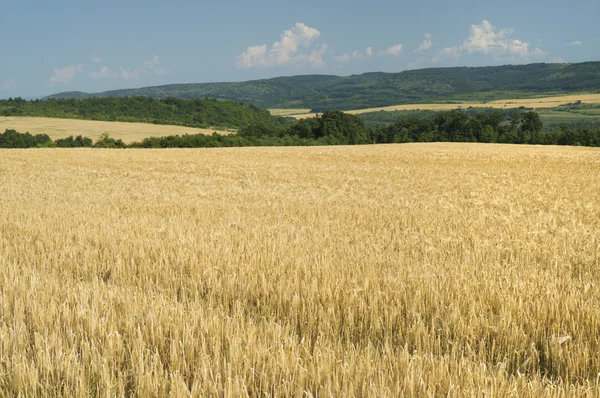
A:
268;109;312;117
275;93;600;119
0;117;233;143
1;144;599;396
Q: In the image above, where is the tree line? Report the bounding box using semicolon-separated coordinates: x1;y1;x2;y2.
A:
0;96;289;131
2;110;600;149
0;130;126;148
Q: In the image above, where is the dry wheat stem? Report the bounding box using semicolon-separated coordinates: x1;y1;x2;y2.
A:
0;143;599;396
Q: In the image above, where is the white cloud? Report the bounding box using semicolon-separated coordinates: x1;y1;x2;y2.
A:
461;20;546;59
50;64;84;84
433;20;547;63
432;46;460;63
120;68;139;81
294;44;328;67
120;55;169;80
88;65;116;79
379;44;403;56
417;33;433;52
48;56;169;83
443;47;461;58
235;23;325;68
0;79;17;90
355;47;374;59
567;40;582;46
461;20;511;54
144;55;169;75
235;45;268;68
335;47;374;63
334;53;351;63
306;43;328;66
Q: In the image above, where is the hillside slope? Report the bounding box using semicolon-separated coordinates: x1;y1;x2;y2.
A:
0;97;288;131
45;62;600;111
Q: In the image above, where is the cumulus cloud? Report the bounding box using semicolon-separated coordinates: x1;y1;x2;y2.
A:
50;64;85;84
304;43;328;66
334;53;351;63
235;45;268;68
88;65;116;79
235;23;325;68
145;55;169;75
417;33;433;52
433;20;546;63
432;46;460;63
48;56;169;84
567;40;582;46
120;68;137;80
461;20;546;59
460;20;511;54
356;47;374;59
0;79;17;90
292;44;328;67
379;44;403;56
337;44;401;60
120;55;169;80
334;47;375;63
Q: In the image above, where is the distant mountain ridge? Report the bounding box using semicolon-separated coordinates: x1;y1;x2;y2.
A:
45;62;600;111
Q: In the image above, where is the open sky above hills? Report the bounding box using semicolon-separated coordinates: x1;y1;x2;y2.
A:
1;0;599;98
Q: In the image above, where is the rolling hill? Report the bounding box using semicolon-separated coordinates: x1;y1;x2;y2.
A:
0;96;289;131
45;62;600;111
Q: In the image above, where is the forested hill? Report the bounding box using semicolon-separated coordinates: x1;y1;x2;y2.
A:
45;62;600;111
0;97;289;131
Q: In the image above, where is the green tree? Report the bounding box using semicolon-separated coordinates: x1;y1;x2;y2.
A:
479;125;498;143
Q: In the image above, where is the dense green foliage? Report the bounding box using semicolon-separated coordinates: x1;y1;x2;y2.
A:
132;110;600;147
55;135;93;148
370;110;600;146
0;130;125;148
358;103;600;130
131;111;371;147
45;62;600;110
0;129;53;148
358;107;534;128
0;96;289;131
3;110;600;149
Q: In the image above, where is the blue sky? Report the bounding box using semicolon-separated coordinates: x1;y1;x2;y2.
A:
1;0;598;98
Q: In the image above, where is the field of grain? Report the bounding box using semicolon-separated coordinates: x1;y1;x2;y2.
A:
268;108;312;116
277;93;600;119
1;144;599;396
0;117;233;143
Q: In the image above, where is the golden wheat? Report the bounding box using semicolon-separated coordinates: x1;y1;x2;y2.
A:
0;117;233;143
276;93;600;119
268;109;312;116
1;143;599;396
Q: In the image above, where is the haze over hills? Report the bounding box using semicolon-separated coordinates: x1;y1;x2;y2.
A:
45;62;600;111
